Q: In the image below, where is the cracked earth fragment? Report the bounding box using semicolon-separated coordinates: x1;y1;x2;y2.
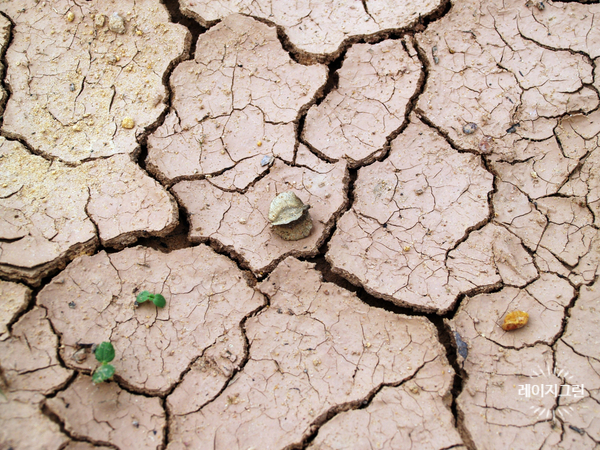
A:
493;181;547;252
306;357;463;450
535;196;596;268
46;375;165;449
180;0;444;56
0;0;188;162
453;273;574;350
417;0;598;159
0;280;30;340
448;222;537;288
447;267;598;449
493;187;600;289
570;230;600;286
167;257;456;450
556;278;600;395
38;245;264;394
448;315;563;448
492;137;580;200
559;110;600;226
303;38;422;166
173;155;347;275
0;138;177;285
147;14;327;190
490;106;600;285
516;0;600;59
554;277;600;445
327;115;493;313
0;307;73;449
457;340;563;449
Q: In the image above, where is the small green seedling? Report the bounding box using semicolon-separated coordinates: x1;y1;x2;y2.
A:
135;291;166;308
92;342;116;384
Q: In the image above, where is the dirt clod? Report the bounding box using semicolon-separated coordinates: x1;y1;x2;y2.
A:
108;13;126;34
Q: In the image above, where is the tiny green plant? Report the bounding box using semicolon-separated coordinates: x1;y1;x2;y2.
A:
135;290;166;308
92;341;116;384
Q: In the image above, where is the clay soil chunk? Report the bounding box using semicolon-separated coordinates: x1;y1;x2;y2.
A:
0;307;72;395
167;257;454;450
84;154;179;248
454;338;563;449
0;138;178;285
173;156;347;275
570;229;600;287
303;39;422;166
306;357;463;450
536;196;596;268
559;110;600;226
447;270;588;449
0;0;189;162
0;280;30;340
555;281;600;445
147;14;327;190
449;311;563;448
327;116;493;313
417;0;598;158
46;375;165;450
492;181;547;251
516;0;600;58
38;245;264;394
0;307;73;450
491;137;580;200
558;277;600;386
179;0;444;56
488;109;600;285
447;223;538;288
452;274;574;350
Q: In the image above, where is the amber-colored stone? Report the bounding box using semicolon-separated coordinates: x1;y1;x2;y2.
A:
121;117;134;129
502;311;529;331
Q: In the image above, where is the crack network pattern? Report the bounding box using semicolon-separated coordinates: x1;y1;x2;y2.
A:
0;0;599;448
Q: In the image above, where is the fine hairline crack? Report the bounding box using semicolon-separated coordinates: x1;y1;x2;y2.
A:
288;358;437;450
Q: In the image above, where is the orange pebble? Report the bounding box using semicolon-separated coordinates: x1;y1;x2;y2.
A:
502;311;529;331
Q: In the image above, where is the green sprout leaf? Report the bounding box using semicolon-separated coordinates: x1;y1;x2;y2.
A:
95;342;115;364
92;364;115;384
135;290;166;308
136;290;151;304
152;294;166;308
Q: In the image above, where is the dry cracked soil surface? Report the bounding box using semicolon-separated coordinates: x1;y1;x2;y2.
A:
0;0;599;449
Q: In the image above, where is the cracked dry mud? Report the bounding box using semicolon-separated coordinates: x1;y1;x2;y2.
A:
0;0;600;449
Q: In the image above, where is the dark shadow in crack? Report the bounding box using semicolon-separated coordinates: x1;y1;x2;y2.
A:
162;0;206;58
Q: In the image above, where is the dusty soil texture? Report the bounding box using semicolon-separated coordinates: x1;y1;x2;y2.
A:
0;0;599;449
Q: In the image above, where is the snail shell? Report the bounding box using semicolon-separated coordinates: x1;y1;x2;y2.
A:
268;191;313;241
268;192;309;226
